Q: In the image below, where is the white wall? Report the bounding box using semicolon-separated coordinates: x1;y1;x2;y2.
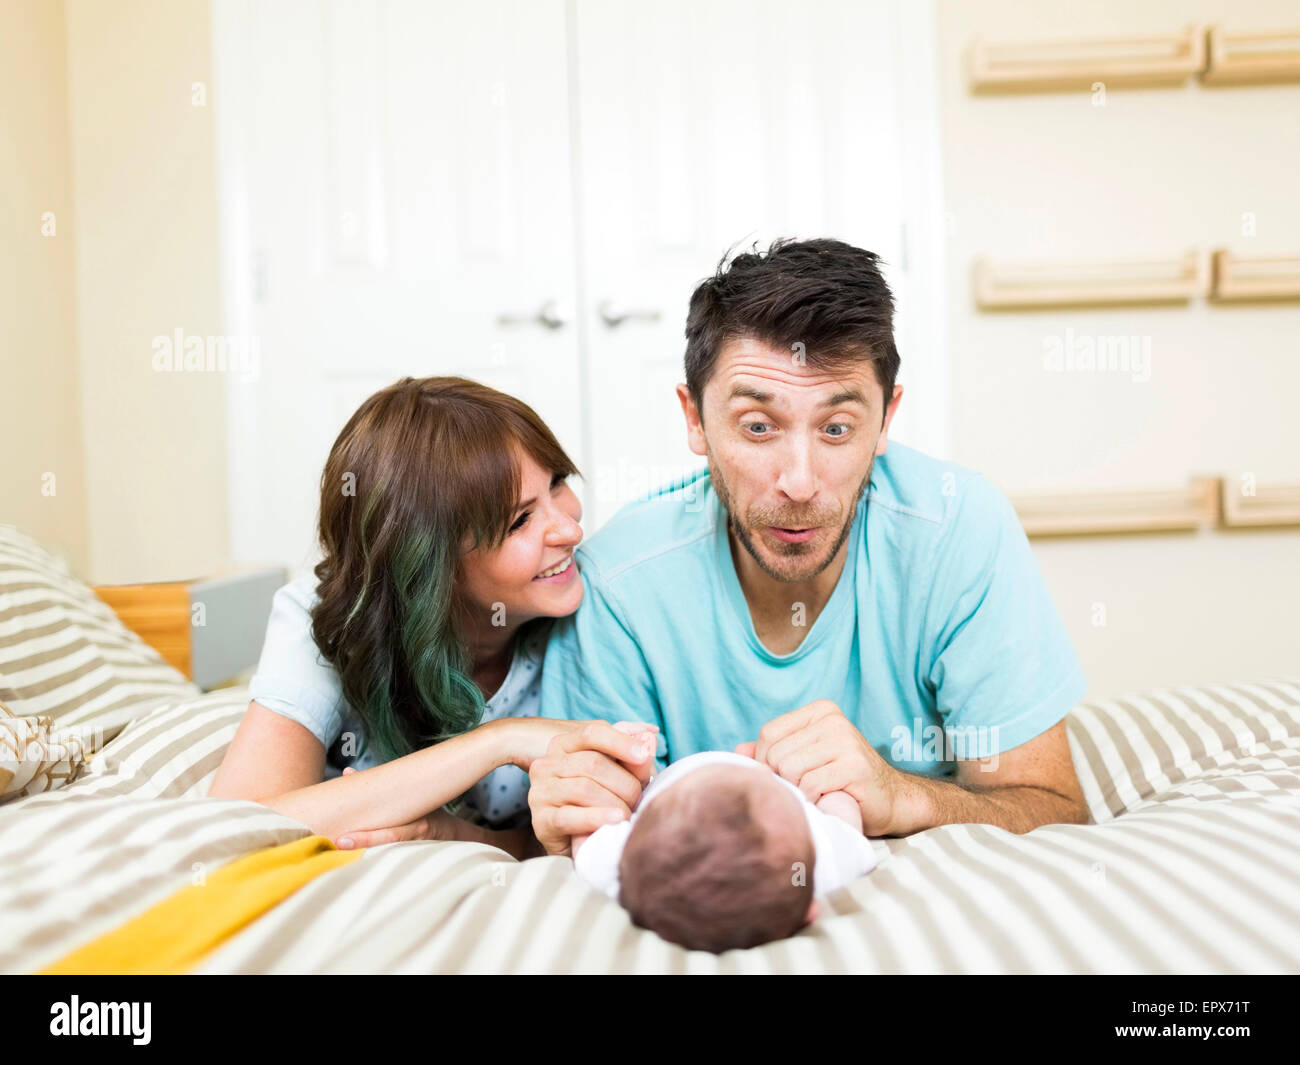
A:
0;0;88;573
936;0;1300;697
64;0;228;584
7;0;1296;698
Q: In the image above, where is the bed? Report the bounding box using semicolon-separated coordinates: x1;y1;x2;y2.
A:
3;522;1298;974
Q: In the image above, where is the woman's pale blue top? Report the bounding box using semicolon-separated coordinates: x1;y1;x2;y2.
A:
248;574;543;826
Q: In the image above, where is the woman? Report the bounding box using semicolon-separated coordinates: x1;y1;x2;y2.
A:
210;376;617;859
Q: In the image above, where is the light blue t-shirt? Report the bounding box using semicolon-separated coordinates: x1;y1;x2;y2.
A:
539;442;1086;778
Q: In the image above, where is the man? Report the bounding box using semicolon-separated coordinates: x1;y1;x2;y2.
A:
529;238;1089;857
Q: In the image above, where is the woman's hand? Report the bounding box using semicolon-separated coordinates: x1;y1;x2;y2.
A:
492;716;639;773
326;717;587;849
332;767;465;850
330;768;537;860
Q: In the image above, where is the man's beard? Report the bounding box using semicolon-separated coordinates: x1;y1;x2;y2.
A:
709;454;873;584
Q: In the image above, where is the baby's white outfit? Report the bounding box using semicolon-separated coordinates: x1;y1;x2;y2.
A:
573;750;889;900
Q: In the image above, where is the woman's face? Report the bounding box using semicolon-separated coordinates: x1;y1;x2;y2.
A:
458;450;585;631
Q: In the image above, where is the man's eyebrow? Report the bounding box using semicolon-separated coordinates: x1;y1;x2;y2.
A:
728;384;773;404
727;384;868;408
820;388;867;408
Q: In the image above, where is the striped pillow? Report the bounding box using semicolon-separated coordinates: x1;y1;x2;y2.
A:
1066;679;1300;822
0;524;199;746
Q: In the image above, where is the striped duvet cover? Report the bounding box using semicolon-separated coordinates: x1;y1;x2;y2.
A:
3;525;1299;974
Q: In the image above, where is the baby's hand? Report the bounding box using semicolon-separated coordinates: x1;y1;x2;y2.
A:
612;720;658;736
613;720;660;766
816;790;863;833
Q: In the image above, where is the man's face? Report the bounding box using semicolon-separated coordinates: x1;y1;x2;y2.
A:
677;337;902;584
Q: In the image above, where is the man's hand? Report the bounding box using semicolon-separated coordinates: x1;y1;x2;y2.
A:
527;720;659;858
741;706;1091;837
737;699;900;836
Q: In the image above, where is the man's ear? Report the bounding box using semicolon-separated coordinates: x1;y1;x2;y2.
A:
676;383;708;457
874;385;904;457
804;898;820;926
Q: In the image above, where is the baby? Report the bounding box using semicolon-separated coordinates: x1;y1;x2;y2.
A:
573;749;884;953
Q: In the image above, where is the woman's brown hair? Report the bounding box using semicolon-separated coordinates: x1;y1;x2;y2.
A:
310;376;578;762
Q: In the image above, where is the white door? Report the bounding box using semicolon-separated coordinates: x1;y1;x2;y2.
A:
573;0;925;528
220;0;584;572
215;0;946;565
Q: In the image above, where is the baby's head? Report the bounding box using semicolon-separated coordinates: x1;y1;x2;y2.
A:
617;764;815;953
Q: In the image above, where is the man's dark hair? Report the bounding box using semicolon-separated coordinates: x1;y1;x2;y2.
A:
683;237;899;422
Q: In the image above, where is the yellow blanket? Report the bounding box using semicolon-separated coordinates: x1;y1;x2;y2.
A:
39;835;364;974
